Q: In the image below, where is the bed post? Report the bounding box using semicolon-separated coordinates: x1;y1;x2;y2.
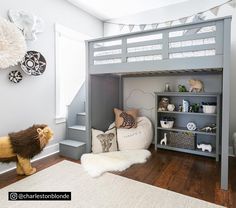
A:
221;17;231;190
85;40;92;153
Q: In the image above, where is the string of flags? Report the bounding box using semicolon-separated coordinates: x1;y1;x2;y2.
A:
105;0;236;32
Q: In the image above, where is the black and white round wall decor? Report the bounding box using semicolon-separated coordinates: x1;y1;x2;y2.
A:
9;70;23;83
21;51;46;76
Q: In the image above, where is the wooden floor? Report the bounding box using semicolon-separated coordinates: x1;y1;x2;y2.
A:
0;147;236;207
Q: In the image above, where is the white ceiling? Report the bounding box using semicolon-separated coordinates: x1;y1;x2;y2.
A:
67;0;188;20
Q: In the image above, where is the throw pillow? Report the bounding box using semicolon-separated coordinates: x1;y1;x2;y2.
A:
114;108;138;129
92;128;117;153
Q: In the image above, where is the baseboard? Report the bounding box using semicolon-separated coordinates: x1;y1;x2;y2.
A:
0;143;59;175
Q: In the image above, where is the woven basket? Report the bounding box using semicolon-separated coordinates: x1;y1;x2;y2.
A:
168;132;195;150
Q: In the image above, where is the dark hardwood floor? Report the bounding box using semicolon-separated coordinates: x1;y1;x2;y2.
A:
0;147;236;207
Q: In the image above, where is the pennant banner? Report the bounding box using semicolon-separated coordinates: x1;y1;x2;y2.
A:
128;24;134;32
118;24;125;31
108;0;232;33
179;17;188;24
165;21;172;27
151;23;158;29
229;0;236;8
210;6;220;16
139;24;146;31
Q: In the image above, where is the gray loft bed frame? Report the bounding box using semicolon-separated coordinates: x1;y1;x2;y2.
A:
85;16;232;190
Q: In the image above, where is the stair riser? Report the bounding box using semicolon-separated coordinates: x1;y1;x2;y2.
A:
77;115;86;126
68;128;86;142
59;143;86;160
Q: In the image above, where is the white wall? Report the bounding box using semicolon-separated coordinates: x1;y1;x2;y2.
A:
0;0;103;173
104;0;236;151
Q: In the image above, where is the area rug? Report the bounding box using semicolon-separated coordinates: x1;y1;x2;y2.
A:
81;149;151;177
0;161;224;208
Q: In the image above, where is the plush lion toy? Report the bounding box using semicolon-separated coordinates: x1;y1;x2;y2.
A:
0;124;53;175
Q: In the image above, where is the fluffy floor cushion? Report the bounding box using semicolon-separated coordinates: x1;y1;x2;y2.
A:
110;117;153;150
81;149;151;177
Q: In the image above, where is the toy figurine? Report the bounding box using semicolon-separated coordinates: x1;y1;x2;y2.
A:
188;79;204;92
158;97;169;111
197;144;212;152
160;133;167;145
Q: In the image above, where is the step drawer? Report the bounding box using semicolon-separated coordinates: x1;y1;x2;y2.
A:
68;126;86;142
77;113;86;126
59;140;86;160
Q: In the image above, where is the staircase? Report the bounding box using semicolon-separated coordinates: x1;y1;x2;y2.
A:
59;84;87;160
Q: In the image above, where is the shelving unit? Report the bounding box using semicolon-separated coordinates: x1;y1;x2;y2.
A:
155;92;221;161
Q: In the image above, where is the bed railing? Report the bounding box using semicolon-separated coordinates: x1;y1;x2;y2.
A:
88;17;230;74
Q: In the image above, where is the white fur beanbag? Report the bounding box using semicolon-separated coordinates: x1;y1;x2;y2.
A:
110;117;153;150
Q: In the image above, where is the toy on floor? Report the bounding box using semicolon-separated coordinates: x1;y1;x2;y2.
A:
0;124;53;175
160;133;167;145
188;79;204;92
197;143;212;152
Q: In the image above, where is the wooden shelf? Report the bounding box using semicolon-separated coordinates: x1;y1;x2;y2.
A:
157;126;216;136
158;111;217;116
155;92;220;161
156;144;216;158
154;92;221;97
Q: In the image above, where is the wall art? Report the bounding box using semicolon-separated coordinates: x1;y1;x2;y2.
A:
9;70;23;83
8;9;44;41
21;51;46;76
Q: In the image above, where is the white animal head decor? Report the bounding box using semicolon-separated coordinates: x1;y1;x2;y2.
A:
8;9;44;41
0;17;27;69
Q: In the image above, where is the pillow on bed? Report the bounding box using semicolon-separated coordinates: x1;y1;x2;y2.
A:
92;128;117;153
114;108;139;129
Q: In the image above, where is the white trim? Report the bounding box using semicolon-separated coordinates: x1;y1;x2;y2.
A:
55;117;66;124
55;23;91;121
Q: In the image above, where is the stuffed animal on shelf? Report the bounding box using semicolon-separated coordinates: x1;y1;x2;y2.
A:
188;79;204;92
0;124;53;175
160;133;167;146
200;124;216;133
197;144;212;152
158;97;169;111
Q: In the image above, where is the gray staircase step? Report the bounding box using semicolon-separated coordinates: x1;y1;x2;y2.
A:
69;125;86;131
59;140;86;160
77;112;86;125
68;125;86;142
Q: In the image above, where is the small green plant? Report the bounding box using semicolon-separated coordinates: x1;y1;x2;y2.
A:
178;85;187;92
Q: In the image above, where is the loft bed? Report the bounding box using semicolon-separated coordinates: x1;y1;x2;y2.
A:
85;16;231;190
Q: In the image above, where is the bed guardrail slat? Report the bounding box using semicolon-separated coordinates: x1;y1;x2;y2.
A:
169;44;216;53
127;49;163;57
169;32;216;42
93;54;122;60
127;39;163;48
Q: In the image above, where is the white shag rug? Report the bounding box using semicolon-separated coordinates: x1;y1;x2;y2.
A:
0;161;224;208
81;149;151;177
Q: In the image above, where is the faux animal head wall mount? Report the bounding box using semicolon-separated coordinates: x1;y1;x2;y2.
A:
8;9;44;41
